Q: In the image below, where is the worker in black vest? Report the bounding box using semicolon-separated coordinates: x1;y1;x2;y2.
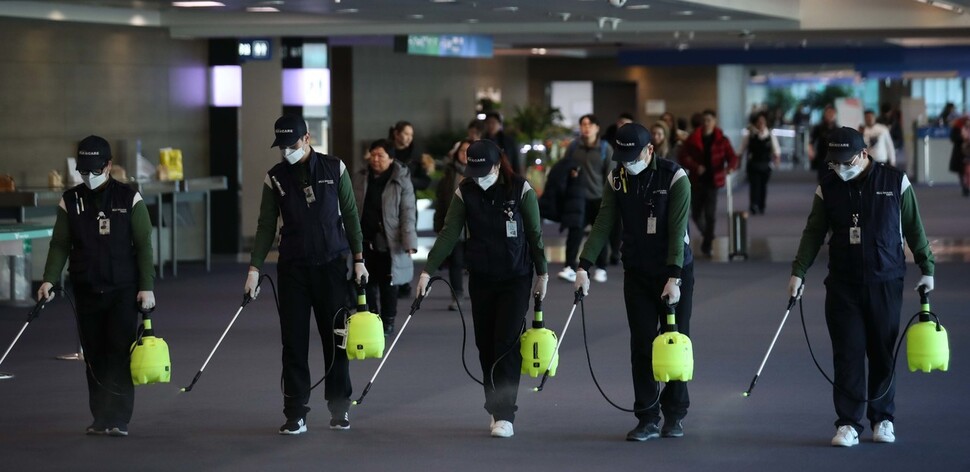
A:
575;123;694;441
790;127;935;447
38;135;155;437
417;140;548;439
246;115;368;435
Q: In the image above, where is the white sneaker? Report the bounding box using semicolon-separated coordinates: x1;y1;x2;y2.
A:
873;420;895;443
593;268;607;283
831;425;859;447
490;420;514;438
557;267;577;283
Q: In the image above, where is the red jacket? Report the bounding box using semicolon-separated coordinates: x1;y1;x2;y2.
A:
678;128;739;188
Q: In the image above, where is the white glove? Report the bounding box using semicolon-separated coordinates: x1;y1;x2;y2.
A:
354;261;369;284
137;291;156;311
916;275;934;294
416;272;431;298
533;274;549;301
37;282;55;303
244;270;260;300
574;269;590;296
662;278;681;305
788;275;804;300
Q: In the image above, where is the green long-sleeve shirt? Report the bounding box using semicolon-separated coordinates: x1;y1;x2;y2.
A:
249;157;363;270
424;179;547;276
43;187;155;291
579;158;691;277
792;173;934;278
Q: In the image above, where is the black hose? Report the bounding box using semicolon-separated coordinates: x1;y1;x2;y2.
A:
798;296;920;403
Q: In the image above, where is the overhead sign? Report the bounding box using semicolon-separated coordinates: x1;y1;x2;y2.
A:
239;39;272;61
395;35;493;59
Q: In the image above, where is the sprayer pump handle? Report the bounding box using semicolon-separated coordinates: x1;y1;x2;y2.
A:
918;285;929;305
137;304;156;316
534;292;542;312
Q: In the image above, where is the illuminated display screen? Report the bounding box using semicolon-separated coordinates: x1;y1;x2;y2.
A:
397;35;493;58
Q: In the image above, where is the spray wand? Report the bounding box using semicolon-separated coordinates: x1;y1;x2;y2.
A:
533;289;584;392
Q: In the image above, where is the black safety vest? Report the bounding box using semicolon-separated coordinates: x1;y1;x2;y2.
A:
820;162;906;283
460;175;532;279
747;133;773;172
611;159;693;276
62;180;138;292
267;152;350;265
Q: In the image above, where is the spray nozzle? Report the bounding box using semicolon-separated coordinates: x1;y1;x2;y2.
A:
242;292;253;307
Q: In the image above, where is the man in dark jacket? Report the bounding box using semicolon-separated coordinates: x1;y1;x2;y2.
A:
789;127;935;447
484;112;521;175
678;109;738;257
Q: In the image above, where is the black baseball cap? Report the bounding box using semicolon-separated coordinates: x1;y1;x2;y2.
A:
826;126;867;163
270;115;308;148
76;135;112;172
464;140;502;178
612;123;651;162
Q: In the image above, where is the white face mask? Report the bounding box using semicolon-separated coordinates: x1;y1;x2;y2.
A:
836;165;863;181
476;172;498;190
281;141;305;165
81;172;108;190
623;159;648;176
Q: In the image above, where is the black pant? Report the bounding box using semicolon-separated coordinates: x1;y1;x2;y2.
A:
623;264;694;424
277;259;352;420
74;283;139;427
564;198;607;270
468;272;531;423
824;277;903;433
363;246;398;323
747;169;770;214
446;241;466;297
690;185;718;254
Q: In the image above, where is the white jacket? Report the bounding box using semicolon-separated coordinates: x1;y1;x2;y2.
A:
863;123;896;166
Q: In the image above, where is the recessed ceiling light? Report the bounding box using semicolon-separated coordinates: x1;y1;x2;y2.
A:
431;0;457;3
336;8;358;13
247;6;279;12
406;13;424;19
718;15;731;20
172;1;225;7
626;4;650;9
465;18;479;23
495;6;518;12
672;10;694;15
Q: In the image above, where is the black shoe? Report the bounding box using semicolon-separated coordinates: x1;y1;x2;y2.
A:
397;283;411;299
330;412;350;430
626;421;660;441
85;421;107;435
279;417;307;435
383;319;395;336
106;424;128;437
661;419;684;438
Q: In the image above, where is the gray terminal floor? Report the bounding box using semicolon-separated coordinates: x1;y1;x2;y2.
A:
0;172;968;472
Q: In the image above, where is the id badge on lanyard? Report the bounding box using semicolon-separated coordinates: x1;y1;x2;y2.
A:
646;200;657;234
98;211;110;235
303;185;316;205
504;205;517;238
849;213;861;245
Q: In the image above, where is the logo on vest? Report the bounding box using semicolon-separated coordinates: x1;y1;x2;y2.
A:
875;191;894;197
111;208;128;214
318;179;334;185
653;189;668;195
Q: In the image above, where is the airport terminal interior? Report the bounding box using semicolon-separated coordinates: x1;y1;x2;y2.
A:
0;1;968;470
